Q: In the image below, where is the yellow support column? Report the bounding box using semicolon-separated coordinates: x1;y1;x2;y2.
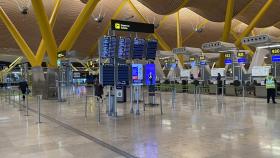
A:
31;0;58;67
0;7;36;66
59;0;100;51
128;0;171;51
235;0;274;46
222;0;234;41
218;0;234;67
89;0;128;55
35;0;62;66
176;11;185;67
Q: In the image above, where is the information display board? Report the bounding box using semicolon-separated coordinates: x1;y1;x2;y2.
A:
237;58;247;63
117;64;129;85
100;36;117;58
237;52;245;58
146;40;158;60
224;59;232;64
118;37;131;59
252;66;270;77
189;56;196;62
211;68;225;77
101;64;114;86
145;64;156;85
132;64;143;85
132;38;145;59
272;55;280;62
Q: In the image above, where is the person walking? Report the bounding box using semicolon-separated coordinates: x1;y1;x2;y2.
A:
217;73;222;94
18;79;29;101
265;72;277;104
94;80;104;101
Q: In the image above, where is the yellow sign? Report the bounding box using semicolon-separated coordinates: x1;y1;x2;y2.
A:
225;53;231;58
271;48;280;55
199;56;205;61
189;57;195;61
237;52;245;58
115;23;120;30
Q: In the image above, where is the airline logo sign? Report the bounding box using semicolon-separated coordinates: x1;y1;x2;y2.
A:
111;20;154;33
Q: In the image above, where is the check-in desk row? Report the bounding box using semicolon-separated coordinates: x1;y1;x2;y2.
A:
156;83;269;98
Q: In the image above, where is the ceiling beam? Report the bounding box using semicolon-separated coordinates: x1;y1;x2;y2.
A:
35;0;62;66
31;0;58;67
58;0;100;52
0;7;36;66
128;0;171;51
89;0;128;55
234;0;275;47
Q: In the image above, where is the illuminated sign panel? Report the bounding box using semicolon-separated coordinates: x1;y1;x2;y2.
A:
271;48;280;55
237;52;245;58
111;20;154;33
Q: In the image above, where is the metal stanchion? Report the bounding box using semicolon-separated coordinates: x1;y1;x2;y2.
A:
159;92;163;115
18;93;23;111
24;94;29;116
130;86;134;113
13;90;16;108
97;97;101;123
136;86;140;115
37;95;42;123
171;85;176;109
85;95;88;119
8;89;11;104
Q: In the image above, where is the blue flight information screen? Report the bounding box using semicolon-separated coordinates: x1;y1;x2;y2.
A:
146;40;158;60
101;64;114;86
101;36;117;58
238;58;247;64
224;59;232;65
117;64;129;85
132;38;145;59
132;64;143;85
145;64;156;85
272;55;280;62
118;37;131;59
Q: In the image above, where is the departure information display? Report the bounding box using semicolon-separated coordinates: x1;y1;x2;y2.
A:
145;64;156;85
146;40;158;60
224;59;232;64
101;64;114;86
117;64;129;85
132;64;143;85
118;37;131;59
272;55;280;62
101;36;117;58
271;48;280;55
132;38;145;59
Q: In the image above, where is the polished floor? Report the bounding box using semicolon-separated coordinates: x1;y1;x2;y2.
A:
1;87;280;158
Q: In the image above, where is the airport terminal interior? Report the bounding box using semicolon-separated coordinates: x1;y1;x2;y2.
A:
1;0;280;157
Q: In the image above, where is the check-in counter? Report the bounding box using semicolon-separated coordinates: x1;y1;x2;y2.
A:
255;86;266;98
209;84;217;94
225;85;236;96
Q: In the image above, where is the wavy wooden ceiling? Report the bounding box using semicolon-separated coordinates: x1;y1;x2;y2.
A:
0;0;279;61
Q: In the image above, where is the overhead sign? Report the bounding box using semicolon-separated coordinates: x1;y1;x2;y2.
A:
271;48;280;55
225;53;231;59
224;59;232;64
189;56;196;62
272;55;280;62
199;55;205;61
237;52;245;58
237;58;247;64
111;20;154;33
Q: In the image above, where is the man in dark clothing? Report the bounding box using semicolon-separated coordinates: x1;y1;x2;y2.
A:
265;72;277;104
18;80;29;101
94;80;103;101
217;73;222;94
